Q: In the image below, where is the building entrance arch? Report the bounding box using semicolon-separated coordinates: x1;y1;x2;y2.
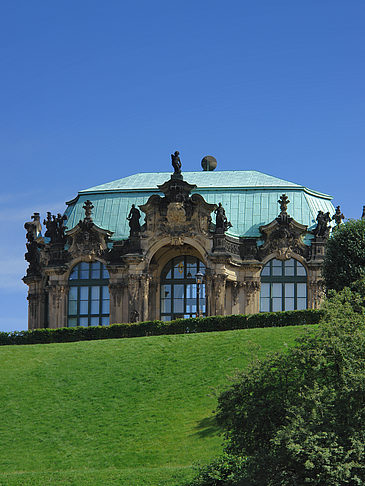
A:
160;255;206;321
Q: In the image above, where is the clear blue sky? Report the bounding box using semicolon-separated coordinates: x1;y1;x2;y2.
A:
0;1;364;332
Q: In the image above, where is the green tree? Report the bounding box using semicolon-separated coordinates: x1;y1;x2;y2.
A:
188;284;365;486
322;219;365;291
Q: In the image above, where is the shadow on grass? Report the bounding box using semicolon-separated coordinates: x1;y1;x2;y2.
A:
193;416;222;438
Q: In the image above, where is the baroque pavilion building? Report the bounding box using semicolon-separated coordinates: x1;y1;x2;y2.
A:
23;153;337;330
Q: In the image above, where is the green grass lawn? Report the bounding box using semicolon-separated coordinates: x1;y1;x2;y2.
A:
0;326;312;485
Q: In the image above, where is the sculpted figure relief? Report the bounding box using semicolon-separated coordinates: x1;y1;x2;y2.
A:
127;204;141;236
171;150;182;174
214;202;232;234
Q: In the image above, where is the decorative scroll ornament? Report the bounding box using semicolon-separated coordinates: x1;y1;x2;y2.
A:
258;193;309;261
66;200;113;258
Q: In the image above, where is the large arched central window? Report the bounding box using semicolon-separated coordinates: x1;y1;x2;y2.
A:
68;261;110;327
260;258;307;312
160;256;206;321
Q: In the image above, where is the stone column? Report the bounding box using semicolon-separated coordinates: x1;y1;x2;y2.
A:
213;274;227;316
109;281;128;324
308;279;325;309
231;281;245;314
128;274;142;322
243;280;261;314
23;276;46;329
140;275;151;322
47;283;67;328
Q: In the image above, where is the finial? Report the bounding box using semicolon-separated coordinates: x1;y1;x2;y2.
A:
362;205;365;220
278;194;290;213
83;200;94;222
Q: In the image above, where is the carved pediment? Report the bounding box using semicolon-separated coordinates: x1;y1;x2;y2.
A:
140;174;216;238
258;217;309;260
258;195;309;260
66;221;113;259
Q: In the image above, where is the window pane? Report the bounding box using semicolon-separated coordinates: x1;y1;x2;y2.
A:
261;283;270;298
102;266;109;279
69;266;79;280
102;299;109;314
284;259;295;276
272;263;283;276
261;264;270;276
101;316;109;326
272;298;282;312
174;285;184;299
69;286;77;300
296;263;306;276
161;299;171;313
91;286;100;300
174;299;184;313
272;283;282;298
91;261;101;279
79;317;88;327
173;258;185;279
161;315;171;322
80;301;88;314
91;300;99;314
285;283;294;298
90;316;99;326
80;286;89;300
102;286;109;299
297;283;307;298
186;284;196;299
68;317;77;327
186;257;197;278
80;262;89;279
161;284;171;298
297;298;307;310
285;298;295;310
200;284;206;298
260;298;270;312
68;300;77;315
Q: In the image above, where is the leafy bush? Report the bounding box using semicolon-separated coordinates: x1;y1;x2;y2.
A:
186;283;365;486
0;309;322;346
323;218;365;291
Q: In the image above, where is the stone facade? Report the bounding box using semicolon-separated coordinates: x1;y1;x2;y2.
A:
23;170;333;330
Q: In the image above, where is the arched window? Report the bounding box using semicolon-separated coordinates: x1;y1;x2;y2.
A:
68;261;110;327
260;258;307;312
160;256;206;321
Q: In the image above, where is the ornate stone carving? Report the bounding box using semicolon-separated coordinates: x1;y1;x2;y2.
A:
66;200;113;259
243;280;261;307
44;212;67;245
332;206;344;227
232;281;244;306
24;213;43;277
214;203;232;234
309;279;325;308
139;171;216;239
313;210;331;238
258;194;309;261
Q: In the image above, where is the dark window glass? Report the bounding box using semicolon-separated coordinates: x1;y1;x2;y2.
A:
160;256;206;321
67;262;110;327
260;259;307;312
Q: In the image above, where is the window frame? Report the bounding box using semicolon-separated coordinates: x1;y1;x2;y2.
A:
160;256;206;321
260;258;307;312
68;261;110;327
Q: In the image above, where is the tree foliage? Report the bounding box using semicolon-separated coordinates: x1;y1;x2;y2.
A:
188;283;365;486
322;219;365;291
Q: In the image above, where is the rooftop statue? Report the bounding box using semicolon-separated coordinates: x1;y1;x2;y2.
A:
171;150;182;175
44;212;67;244
83;200;94;222
127;204;141;236
313;210;331;238
24;212;42;241
332;206;345;226
214;202;232;234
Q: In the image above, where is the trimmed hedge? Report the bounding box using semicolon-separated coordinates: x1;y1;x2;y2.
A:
0;309;323;346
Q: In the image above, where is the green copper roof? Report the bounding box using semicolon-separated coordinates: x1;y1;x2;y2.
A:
65;170;334;241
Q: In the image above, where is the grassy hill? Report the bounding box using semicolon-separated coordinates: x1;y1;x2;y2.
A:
0;326;312;485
